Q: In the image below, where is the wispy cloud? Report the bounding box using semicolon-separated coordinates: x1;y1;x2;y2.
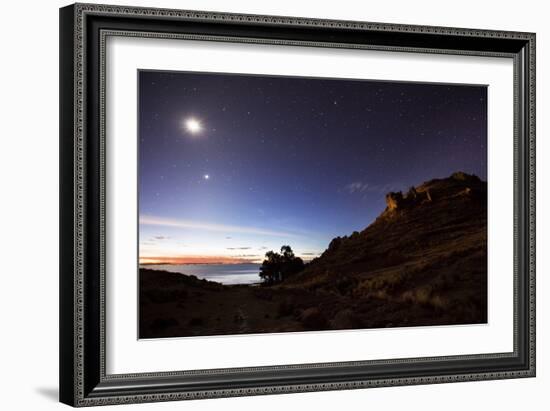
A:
140;256;255;265
233;254;261;258
227;247;252;250
345;181;371;194
140;215;299;238
344;181;404;195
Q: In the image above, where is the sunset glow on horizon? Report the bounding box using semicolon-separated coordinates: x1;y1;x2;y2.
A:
139;256;257;265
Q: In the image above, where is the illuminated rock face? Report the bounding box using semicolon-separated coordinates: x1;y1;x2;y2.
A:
385;183;437;213
384;189;426;212
385;192;404;211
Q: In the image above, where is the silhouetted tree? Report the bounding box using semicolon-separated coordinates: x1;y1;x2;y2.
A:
259;245;305;285
259;251;282;285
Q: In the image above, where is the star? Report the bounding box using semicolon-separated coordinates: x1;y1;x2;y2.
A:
203;174;210;180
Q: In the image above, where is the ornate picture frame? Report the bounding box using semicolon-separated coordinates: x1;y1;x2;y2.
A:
59;3;535;406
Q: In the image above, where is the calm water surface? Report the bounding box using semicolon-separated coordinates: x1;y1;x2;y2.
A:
141;263;261;285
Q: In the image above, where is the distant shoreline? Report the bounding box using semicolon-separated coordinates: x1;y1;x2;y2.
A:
139;262;260;266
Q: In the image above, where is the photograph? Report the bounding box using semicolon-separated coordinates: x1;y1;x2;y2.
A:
138;70;488;339
56;2;536;406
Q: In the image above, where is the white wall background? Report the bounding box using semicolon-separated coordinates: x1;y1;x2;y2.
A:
0;0;546;409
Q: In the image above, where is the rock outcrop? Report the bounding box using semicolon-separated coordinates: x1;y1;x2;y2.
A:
385;191;404;211
383;172;482;214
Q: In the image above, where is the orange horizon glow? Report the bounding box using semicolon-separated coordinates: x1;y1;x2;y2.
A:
139;256;258;265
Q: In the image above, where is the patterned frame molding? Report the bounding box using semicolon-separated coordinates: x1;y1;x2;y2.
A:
59;3;535;407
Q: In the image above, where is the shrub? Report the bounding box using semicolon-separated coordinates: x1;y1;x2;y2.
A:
414;286;432;305
429;294;449;309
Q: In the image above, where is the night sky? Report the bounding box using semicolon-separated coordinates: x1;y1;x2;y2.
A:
138;70;487;264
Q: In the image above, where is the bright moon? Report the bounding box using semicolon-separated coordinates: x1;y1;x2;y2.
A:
184;117;202;134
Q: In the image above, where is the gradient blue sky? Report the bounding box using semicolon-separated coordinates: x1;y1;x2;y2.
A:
138;71;487;264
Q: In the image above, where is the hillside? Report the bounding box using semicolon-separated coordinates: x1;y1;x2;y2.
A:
140;172;487;338
282;171;487;310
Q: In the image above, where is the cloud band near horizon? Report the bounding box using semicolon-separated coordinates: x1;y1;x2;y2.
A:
139;215;300;238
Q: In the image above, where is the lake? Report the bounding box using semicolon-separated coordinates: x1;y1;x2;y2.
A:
140;263;261;285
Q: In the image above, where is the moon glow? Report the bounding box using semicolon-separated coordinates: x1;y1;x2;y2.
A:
184;117;203;134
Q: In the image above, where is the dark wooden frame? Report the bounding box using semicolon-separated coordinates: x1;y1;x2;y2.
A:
60;3;536;407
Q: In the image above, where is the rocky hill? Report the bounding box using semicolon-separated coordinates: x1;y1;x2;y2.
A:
279;171;487;324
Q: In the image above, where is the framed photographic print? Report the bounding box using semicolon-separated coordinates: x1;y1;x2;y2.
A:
59;3;536;407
